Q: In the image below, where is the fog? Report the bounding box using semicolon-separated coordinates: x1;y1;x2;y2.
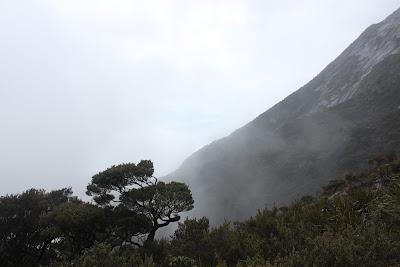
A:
1;0;399;196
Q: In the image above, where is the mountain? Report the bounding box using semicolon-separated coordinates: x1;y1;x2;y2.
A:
170;8;400;224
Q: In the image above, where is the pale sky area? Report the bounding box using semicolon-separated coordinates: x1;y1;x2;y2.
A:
1;0;400;196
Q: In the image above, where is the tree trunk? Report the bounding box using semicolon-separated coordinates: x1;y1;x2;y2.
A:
146;218;171;243
146;227;157;242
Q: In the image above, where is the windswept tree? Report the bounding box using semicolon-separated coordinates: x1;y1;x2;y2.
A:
86;160;194;242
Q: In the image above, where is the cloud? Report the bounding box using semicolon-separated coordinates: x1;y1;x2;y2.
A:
0;0;399;195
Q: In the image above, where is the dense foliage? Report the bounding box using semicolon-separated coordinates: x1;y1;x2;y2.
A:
166;152;400;266
1;155;400;266
0;160;193;266
86;160;194;242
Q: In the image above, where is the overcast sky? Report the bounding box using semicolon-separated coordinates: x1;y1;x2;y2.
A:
1;0;399;196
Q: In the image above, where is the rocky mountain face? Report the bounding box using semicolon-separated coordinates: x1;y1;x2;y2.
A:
170;8;400;224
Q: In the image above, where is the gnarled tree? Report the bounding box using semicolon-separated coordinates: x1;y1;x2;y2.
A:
86;160;194;242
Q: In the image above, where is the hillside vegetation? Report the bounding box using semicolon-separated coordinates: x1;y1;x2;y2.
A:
1;153;400;266
164;152;400;267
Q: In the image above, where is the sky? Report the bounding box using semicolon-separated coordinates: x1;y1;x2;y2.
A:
1;0;400;196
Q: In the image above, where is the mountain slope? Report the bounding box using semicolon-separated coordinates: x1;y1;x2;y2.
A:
171;8;400;224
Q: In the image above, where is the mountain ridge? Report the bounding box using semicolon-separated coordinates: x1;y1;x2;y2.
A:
170;7;400;224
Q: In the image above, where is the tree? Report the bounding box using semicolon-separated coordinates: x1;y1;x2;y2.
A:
105;205;151;247
0;188;74;266
40;201;109;260
86;160;194;242
42;201;152;257
171;217;215;265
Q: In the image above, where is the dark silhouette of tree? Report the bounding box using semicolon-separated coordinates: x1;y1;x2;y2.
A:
171;217;214;265
40;201;108;260
86;160;194;242
104;205;151;247
0;188;74;266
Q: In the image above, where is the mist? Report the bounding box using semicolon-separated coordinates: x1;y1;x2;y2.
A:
170;6;400;224
1;0;399;199
3;2;400;265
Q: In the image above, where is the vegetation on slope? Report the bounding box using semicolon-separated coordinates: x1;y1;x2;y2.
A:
1;153;400;266
165;152;400;267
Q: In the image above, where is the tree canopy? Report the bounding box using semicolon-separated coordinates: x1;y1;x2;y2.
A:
86;160;194;241
0;188;75;266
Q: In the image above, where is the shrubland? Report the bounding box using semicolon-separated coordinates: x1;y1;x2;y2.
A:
1;153;400;266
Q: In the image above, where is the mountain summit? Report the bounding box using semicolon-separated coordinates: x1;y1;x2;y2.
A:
171;8;400;223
